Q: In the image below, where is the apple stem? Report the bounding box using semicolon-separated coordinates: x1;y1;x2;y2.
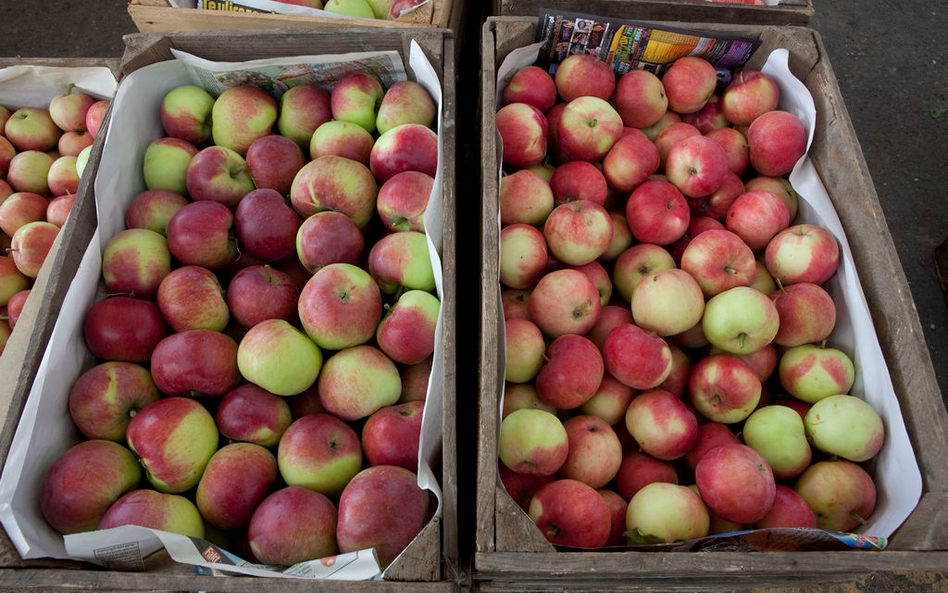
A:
0;316;7;321
776;278;786;293
820;339;827;349
4;248;15;253
104;291;132;298
393;285;407;300
65;83;75;95
541;353;550;362
851;512;869;526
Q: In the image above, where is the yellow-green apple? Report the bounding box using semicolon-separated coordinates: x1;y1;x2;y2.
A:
499;463;555;513
745;176;798;220
277;85;331;149
625;180;690;245
705;127;749;176
309;120;373;164
167;201;237;270
46;194;75;227
499;408;568;475
368;230;435;293
216;384;292;448
85;99;109;139
560;415;622;488
536;334;603;409
613;244;675;302
779;344;855;403
160;85;214;145
500;223;548;289
102;229;171;298
499;169;553;227
602;134;660;194
666;136;729;198
143;137;198;195
657;344;692;397
377;289;439;364
234;189;301;262
805;395;884;462
0;136;14;176
4;108;60;151
642;110;681;141
362;401;423;471
151;330;240;397
743;405;812;479
721;70;779;126
84;297;168;362
545;102;569;163
40;440;141;534
238;319;323;396
290;155;378;226
654;122;701;168
212;86;278;156
554;54;616;102
684;422;739;470
156;266;228;331
601;212;632;261
748;110;807;176
580;374;634;425
702;286;779;354
770;282;835;347
296;211;364;273
662;57;717;114
795;460;876;531
377;170;432;232
318;345;400;420
688;354;761;423
49;87;96;132
615;69;667;128
625;390;697;460
370;123;438;183
400;357;431;403
756;484;817;529
559;97;623;162
550;161;606;206
75;145;92;178
725;190;791;251
278;413;361;495
603;324;673;390
543;200;613;266
529;478;611;548
670;215;725;264
7;150;54;195
681;95;728;134
528;268;601;338
751;255;777;293
100;489;204;538
496;102;547;170
125;190;188;236
330;71;383;133
46;156;79;196
765;224;840;286
0;256;28;306
626;482;709;543
196;443;277;530
502;66;556;112
696;443;776;523
503;383;554;418
377;80;436;134
185;145;255;209
337;465;429;567
227;265;298;328
569;261;610;306
126;397;219;493
501;288;531;321
681;229;755;297
246;135;305;196
0;192;47;236
299;262;381;349
68;362;159;441
615;450;677;500
248;486;338;564
631;269;705;337
9;221;58;277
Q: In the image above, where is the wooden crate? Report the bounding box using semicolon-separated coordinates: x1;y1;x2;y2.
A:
0;28;459;592
492;0;814;25
477;16;948;591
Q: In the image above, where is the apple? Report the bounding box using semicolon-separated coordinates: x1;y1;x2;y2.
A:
545;103;569;163
46;156;80;196
49;87;95;132
603;324;673;390
615;69;667;128
160;84;215;145
642;111;682;141
277;84;332;149
502;288;531;321
708;343;777;383
215;384;292;448
696;444;776;524
580;374;635;425
779;344;855;403
4;108;60;151
499;409;568;475
666;135;729;199
751;256;777;294
238;319;323;396
84;297;168;362
503;383;555;418
126;397;218;493
85;100;109;139
249;486;338;564
500;464;554;513
744;405;812;479
559;97;623;162
756;485;817;529
745;176;799;220
765;224;840;286
626;482;709;544
330;71;383;133
688;354;761;424
377;80;436;134
705;127;749;176
499;169;553;227
377;289;439;365
554;54;616;102
288;386;326;419
805;395;884;462
795;460;876;531
123;191;185;236
143;137;198;196
318;345;400;421
702;286;779;355
681;95;728;134
500;224;548;289
156;266;228;332
99;489;204;538
150;330;240;398
670;215;725;263
212;86;278;156
7;150;54;195
725;190;791;251
166;201;236;271
614;451;677;501
560;416;622;488
234;188;301;262
776;397;813;420
337;465;429;568
529;478;611;548
0;258;28;308
290;155;378;227
102;229;171;299
0;192;47;236
227;265;298;328
625;180;690;245
662;57;717;114
570;261;611;306
602;134;660;193
371;122;439;183
684;422;739;470
721;70;780;125
536;335;603;409
613;244;675;302
245;135;305;196
46;194;75;227
305;122;371;167
505;318;544;384
502;66;556;112
278;414;362;495
197;443;277;530
631;269;705;337
0;136;14;176
362;401;423;471
528;269;601;338
543;200;613;266
9;221;58;278
496;102;547;170
68;362;159;442
748;110;807;176
770;282;836;347
626;390;697;460
550;161;607;206
598;489;628;546
40;440;141;535
656;345;692;398
299;263;382;349
400;357;432;404
185;145;255;210
680;229;755;297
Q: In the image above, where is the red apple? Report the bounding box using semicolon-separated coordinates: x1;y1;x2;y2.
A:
0;192;47;237
725;190;791;251
602;134;660;193
125;190;188;236
167;201;237;270
496;102;547;170
681;229;756;297
499;464;555;513
528;479;611;548
376;289;439;365
612;243;675;302
4;289;29;327
85;100;110;140
536;335;603;409
550;161;607;206
499;169;554;227
362;401;423;471
7;151;54;196
770;282;836;347
46;194;75;227
705;127;749;176
614;450;678;501
795;460;876;531
370;123;438;183
722;70;780;126
234;188;301;263
554;54;616;102
662;57;717;114
528;269;601;338
68;362;159;442
197;443;278;530
84;297;168;362
603;324;673;390
160;85;214;146
625;390;698;460
756;485;817;529
226;265;299;328
681;95;728;134
689;354;762;423
375;80;436;134
246;135;305;196
666;136;729;198
278;414;362;495
657;345;692;398
277;85;332;149
684;422;740;470
748;110;807;176
765;224;840;285
249;486;338;565
615;69;667;128
625;179;690;245
4;108;60;151
309;120;374;164
102;229;171;299
290;155;378;227
543;200;613;266
318;346;401;421
298;263;381;350
696;444;776;524
9;221;58;278
377;170;433;232
212;86;278;156
586;305;634;351
745;176;798;221
642;111;682;141
559;97;623;162
500;224;548;289
631;269;705;337
47;156;80;196
216;384;292;448
560;416;622;488
150;330;240;398
503;66;556;112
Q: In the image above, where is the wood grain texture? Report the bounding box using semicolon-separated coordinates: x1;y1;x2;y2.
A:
491;0;814;24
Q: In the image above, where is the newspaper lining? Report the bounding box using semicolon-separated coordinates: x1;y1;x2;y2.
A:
186;0;434;19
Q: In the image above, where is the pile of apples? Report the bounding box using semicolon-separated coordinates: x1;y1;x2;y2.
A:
39;71;440;568
496;54;885;548
0;89;108;355
270;0;429;20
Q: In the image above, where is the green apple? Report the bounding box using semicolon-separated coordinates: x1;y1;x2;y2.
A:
238;319;322;396
625;482;709;544
75;145;92;178
499;409;568;476
143;137;198;195
365;0;395;18
743;405;812;480
778;344;855;403
324;0;376;18
702;286;779;355
805;395;884;462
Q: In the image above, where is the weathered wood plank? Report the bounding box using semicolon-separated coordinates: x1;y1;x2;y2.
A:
492;0;814;25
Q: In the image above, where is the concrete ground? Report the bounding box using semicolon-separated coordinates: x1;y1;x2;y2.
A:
1;1;945;398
